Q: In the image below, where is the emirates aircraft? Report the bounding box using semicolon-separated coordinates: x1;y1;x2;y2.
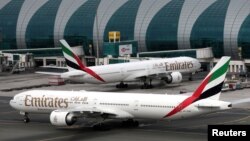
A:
37;40;201;89
10;57;232;128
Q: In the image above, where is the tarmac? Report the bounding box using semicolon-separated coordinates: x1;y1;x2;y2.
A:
0;73;250;141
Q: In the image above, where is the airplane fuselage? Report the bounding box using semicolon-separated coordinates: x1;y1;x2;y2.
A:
10;90;230;120
61;57;200;84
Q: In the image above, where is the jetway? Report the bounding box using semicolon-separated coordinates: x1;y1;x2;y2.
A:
0;53;35;73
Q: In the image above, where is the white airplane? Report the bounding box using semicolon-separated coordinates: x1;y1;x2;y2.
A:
37;40;201;89
10;57;232;128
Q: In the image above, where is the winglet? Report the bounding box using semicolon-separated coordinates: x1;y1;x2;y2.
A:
60;39;105;82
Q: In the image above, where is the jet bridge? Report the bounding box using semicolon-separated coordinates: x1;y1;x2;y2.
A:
137;47;214;72
137;47;213;60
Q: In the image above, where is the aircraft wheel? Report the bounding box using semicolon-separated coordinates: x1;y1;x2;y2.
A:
116;84;120;88
122;120;132;127
144;84;153;89
24;117;30;123
122;119;139;127
188;73;193;81
124;84;128;88
93;123;110;131
141;83;148;89
133;121;139;127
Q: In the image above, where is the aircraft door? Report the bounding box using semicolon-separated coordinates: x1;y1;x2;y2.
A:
133;100;139;111
91;98;98;109
16;95;25;107
12;95;25;109
121;67;127;77
147;64;152;75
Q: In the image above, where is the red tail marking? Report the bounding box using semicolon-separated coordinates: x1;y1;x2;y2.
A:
73;54;105;82
83;67;105;82
164;75;211;118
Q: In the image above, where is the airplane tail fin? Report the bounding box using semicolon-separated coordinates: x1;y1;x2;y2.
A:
59;39;105;82
164;57;230;118
59;39;86;71
192;56;230;101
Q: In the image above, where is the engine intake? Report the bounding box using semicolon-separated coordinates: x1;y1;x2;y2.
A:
163;72;182;84
50;110;77;126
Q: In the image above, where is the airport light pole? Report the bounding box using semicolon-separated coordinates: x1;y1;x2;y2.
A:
95;6;100;66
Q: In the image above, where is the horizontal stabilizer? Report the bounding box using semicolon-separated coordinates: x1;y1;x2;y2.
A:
60;71;86;78
40;66;67;69
194;102;221;108
35;71;62;76
66;105;134;119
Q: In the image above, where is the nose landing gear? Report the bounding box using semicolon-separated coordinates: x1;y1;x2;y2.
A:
20;111;30;123
116;82;128;88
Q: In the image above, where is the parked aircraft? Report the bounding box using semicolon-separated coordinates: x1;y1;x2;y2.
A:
10;57;232;128
38;40;201;89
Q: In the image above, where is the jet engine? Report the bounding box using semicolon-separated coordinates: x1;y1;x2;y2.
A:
162;72;182;84
50;110;77;126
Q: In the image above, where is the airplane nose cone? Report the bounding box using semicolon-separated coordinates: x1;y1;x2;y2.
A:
192;59;201;68
9;99;16;109
197;60;201;69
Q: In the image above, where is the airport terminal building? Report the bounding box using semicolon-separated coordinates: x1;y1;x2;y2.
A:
0;0;250;62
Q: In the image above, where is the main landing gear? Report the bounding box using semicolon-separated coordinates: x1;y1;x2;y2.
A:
141;78;153;89
116;82;128;88
188;73;193;81
122;119;139;127
93;122;111;130
20;111;30;123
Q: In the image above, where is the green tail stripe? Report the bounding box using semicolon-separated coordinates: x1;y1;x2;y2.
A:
209;59;230;83
62;44;73;58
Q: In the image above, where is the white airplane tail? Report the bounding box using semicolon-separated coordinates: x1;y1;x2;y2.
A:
164;56;230;117
192;56;230;101
59;39;105;82
59;39;85;72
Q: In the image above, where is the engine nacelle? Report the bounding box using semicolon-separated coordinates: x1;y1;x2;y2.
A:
50;110;77;126
163;72;182;84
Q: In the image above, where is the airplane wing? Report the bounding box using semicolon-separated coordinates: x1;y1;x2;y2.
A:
65;106;134;119
36;70;87;78
147;72;170;79
194;102;221;108
123;71;149;81
124;71;170;81
35;71;62;75
51;106;134;127
35;66;68;76
40;66;67;69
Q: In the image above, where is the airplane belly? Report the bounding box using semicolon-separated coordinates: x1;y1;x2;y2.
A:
166;107;200;120
81;75;104;84
133;108;169;119
103;75;124;82
69;77;85;83
23;106;55;113
83;73;124;84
